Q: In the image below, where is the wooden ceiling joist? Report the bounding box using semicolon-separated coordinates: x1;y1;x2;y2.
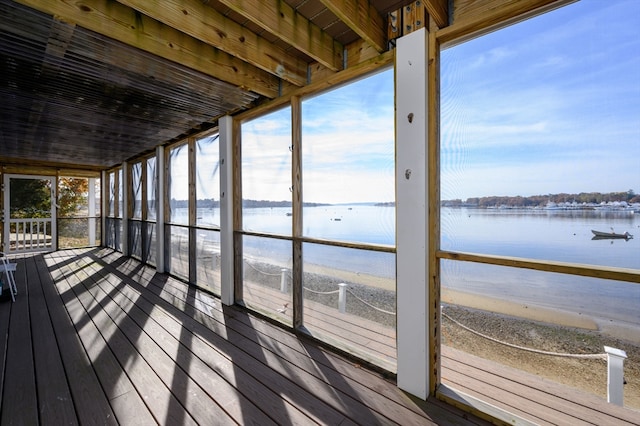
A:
115;0;309;87
425;0;449;29
14;0;281;98
320;0;387;53
438;0;572;45
217;0;344;72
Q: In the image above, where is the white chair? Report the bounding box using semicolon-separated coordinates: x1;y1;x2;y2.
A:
0;252;17;302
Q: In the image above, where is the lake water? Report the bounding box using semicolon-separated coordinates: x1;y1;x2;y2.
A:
441;207;640;269
440;207;640;330
188;205;640;326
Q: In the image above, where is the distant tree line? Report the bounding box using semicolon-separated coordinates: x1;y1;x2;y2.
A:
170;198;328;208
443;190;639;208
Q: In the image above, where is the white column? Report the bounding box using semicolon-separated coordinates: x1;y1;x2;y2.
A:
51;175;58;251
396;27;429;399
121;162;129;256
219;115;234;306
155;146;165;273
101;171;107;247
88;177;96;246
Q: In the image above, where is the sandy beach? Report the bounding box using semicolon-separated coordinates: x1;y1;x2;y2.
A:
442;302;640;411
244;256;640;410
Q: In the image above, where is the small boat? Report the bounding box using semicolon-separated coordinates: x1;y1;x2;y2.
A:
591;229;633;239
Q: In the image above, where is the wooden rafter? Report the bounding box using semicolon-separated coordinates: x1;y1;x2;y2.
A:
320;0;387;53
438;0;571;45
217;0;344;71
425;0;448;28
116;0;308;86
14;0;280;98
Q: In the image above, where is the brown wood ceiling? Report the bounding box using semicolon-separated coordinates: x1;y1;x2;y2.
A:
1;0;443;170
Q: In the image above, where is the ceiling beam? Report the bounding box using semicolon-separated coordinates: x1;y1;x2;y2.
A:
14;0;281;98
217;0;343;71
320;0;386;53
116;0;309;87
437;0;571;46
425;0;449;28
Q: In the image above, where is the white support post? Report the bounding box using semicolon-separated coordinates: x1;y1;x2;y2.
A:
121;162;129;256
396;27;429;400
219;115;234;306
280;268;288;293
88;177;96;246
155;146;165;273
51;175;58;251
101;171;107;248
338;283;348;313
604;346;627;406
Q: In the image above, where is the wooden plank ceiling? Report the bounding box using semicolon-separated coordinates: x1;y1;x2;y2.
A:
0;0;447;170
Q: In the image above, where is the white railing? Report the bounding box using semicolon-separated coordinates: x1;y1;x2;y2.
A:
9;218;53;252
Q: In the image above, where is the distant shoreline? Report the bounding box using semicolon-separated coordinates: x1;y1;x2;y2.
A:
442;190;639;209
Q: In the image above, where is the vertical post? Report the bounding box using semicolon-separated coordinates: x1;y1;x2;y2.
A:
219;115;234;306
280;268;288;293
338;283;348;313
604;346;627;406
51;175;57;251
88;177;96;246
155;146;165;273
396;27;429;400
291;96;303;328
121;162;129;256
101;171;107;248
1;172;6;253
427;16;442;396
188;138;197;284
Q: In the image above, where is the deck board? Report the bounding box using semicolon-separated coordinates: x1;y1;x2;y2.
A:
83;256;304;425
2;259;38;425
0;248;488;425
441;346;640;426
92;252;392;425
27;255;78;425
34;254;120;425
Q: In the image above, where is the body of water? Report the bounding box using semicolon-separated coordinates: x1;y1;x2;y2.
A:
180;205;640;327
441;207;640;330
441;207;640;269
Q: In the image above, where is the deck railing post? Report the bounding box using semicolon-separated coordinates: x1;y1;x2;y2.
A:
338;283;347;313
604;346;627;406
280;268;288;293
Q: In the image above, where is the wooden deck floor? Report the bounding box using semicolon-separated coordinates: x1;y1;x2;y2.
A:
0;248;487;425
441;347;640;426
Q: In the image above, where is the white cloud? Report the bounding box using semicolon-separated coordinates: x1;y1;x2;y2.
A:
442;152;640;200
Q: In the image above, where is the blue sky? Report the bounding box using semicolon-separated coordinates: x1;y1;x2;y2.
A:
238;0;639;205
242;69;395;204
441;0;640;200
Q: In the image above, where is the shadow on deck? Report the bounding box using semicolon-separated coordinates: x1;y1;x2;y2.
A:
0;248;486;425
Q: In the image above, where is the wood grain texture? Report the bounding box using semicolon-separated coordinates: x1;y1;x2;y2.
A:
321;0;387;52
219;0;344;71
14;0;280;98
0;249;489;425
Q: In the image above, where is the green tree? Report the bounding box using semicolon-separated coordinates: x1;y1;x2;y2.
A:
10;178;51;218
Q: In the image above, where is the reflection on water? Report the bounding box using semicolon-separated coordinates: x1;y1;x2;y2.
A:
442;207;639;269
442;260;640;327
174;205;639;327
441;207;640;328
